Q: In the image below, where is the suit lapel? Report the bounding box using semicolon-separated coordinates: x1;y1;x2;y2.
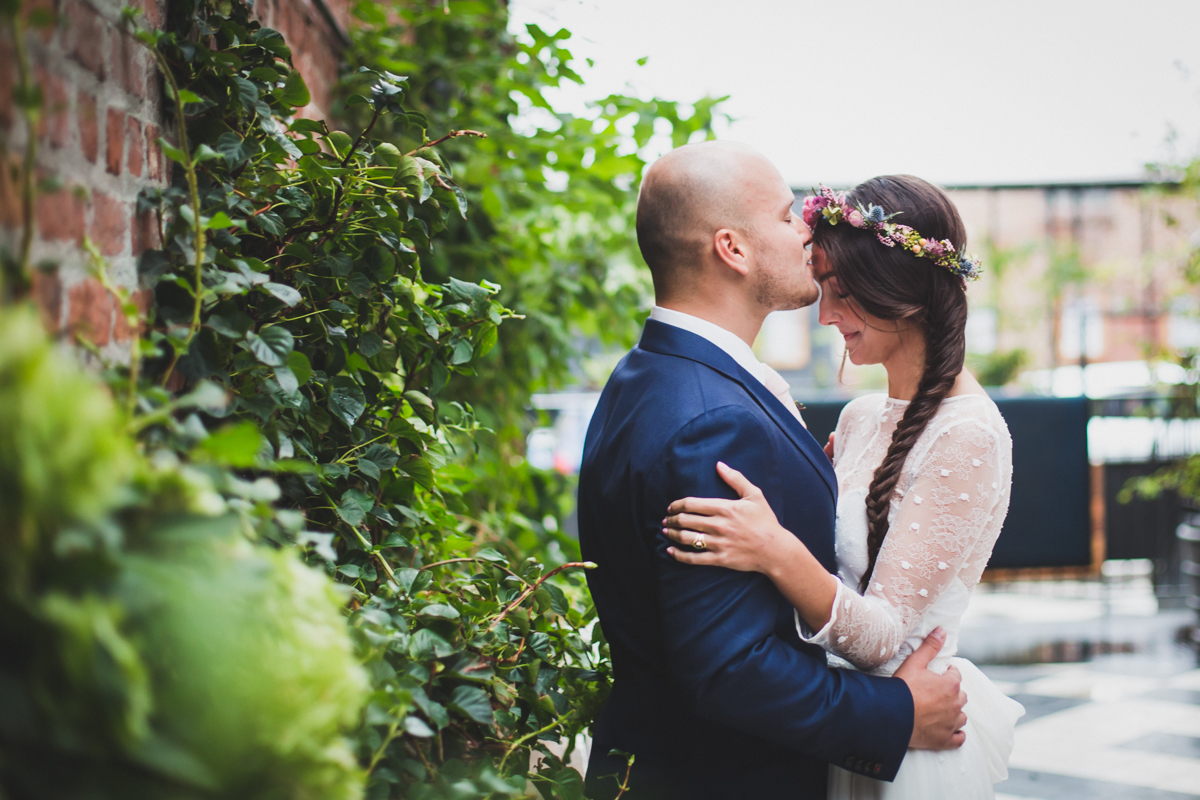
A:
638;319;837;500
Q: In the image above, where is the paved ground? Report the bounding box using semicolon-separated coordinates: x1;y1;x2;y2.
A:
960;572;1200;799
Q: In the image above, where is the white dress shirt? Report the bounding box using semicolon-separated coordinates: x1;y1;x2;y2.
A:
650;306;805;426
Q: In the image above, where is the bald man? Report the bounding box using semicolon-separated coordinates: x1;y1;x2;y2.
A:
577;143;966;799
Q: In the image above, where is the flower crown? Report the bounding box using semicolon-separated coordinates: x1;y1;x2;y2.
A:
801;185;981;282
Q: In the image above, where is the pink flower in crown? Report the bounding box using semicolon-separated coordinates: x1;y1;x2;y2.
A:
802;195;827;229
844;208;864;227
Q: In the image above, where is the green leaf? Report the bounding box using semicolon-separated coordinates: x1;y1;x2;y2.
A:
409;628;455;660
192;144;221;163
403;391;434;423
404;716;434;737
200;422;262;467
449;686;493;724
337;563;362;578
475;548;509;564
233;76;259;112
325;131;354;160
446;277;488;302
346;272;372;298
328;377;366;427
358;331;383;358
286;350;312;386
245;326;294;366
262;282;302;307
279;70;311;107
357;458;380;482
476;325;498;357
205;211;237;229
289;118;325;134
450;338;474;365
273;365;299;395
336;488;374;527
157;137;187;164
381;532;410;548
418;603;460;620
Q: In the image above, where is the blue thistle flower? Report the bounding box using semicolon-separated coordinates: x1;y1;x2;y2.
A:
865;205;886;224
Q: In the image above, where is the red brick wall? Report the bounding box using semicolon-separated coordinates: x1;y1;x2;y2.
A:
0;0;350;352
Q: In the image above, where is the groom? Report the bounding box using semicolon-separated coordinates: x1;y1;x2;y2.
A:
578;142;967;799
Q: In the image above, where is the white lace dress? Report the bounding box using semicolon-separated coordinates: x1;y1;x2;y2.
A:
800;394;1025;799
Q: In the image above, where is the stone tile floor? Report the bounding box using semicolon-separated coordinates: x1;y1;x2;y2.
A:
961;571;1200;799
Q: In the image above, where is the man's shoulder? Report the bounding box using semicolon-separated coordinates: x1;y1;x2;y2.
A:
605;346;762;420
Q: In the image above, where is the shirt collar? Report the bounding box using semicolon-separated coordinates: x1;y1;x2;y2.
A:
650;306;763;379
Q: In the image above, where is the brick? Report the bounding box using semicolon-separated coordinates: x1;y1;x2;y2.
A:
0;154;21;229
136;0;162;29
31;269;63;333
75;91;98;163
68;1;107;81
114;28;147;98
126;116;144;177
0;34;14;128
112;288;153;343
89;190;128;256
145;122;162;181
36;68;70;149
35;186;85;244
131;206;159;254
67;277;114;347
105;107;124;175
23;0;58;44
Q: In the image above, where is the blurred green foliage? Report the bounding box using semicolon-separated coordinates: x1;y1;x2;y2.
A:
3;0;722;797
343;0;727;559
1122;159;1200;505
968;348;1027;388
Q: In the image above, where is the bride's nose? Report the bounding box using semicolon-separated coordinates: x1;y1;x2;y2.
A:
818;290;840;326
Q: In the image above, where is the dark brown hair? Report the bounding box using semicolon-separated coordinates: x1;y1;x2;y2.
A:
813;175;969;592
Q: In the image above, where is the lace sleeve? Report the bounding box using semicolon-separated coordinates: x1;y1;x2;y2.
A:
803;418;1005;671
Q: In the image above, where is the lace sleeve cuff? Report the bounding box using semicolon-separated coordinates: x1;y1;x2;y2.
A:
795;576;849;646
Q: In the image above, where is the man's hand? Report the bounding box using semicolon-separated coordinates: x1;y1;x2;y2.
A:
894;628;967;750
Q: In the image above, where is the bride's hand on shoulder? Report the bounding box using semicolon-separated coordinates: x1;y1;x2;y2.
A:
662;461;800;574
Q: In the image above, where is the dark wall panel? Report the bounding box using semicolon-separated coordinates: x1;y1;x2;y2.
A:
801;396;1092;569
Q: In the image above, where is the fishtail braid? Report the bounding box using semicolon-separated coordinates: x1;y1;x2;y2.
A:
858;313;965;593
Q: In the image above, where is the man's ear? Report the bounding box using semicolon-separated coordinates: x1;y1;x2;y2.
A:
713;228;750;276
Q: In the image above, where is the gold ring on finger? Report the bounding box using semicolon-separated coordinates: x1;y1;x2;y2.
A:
693;533;707;550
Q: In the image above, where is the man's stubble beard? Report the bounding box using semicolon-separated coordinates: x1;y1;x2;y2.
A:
753;256;820;311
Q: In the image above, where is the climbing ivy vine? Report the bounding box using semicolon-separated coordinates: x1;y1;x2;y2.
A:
1;1;725;797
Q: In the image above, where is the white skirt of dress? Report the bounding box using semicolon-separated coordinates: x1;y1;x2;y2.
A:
829;657;1025;800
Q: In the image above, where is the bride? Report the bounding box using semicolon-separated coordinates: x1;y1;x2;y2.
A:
661;176;1025;799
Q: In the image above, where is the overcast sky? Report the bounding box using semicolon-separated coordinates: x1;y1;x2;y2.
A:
509;0;1200;187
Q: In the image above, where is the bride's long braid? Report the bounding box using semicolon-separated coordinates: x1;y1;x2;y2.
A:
812;175;970;594
859;298;966;592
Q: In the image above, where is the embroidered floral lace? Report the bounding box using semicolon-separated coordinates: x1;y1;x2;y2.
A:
800;394;1013;676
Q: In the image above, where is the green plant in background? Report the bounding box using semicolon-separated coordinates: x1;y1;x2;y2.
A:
2;0;719;795
1121;159;1200;505
343;0;728;558
967;348;1028;388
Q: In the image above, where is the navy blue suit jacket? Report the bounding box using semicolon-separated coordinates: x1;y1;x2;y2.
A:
578;320;914;800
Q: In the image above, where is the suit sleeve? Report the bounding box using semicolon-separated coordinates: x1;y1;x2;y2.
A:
652;405;914;781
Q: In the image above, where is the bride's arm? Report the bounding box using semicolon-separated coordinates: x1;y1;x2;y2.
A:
664;420;1007;671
